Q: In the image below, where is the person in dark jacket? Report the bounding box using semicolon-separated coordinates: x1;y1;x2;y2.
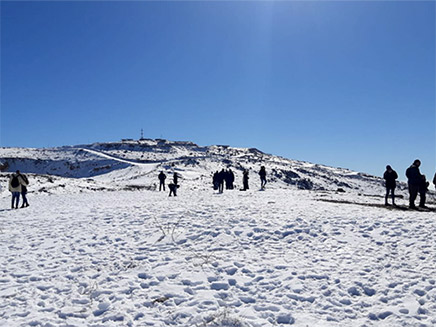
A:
212;171;219;190
224;169;232;190
158;171;167;191
419;175;429;208
19;172;29;208
259;166;267;190
173;172;179;186
228;169;235;189
383;165;398;206
218;169;225;193
433;172;436;189
241;169;249;191
168;183;179;197
405;159;422;209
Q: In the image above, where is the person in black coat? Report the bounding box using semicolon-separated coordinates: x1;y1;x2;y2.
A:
212;171;219;190
168;183;179;197
158;171;167;191
228;169;235;189
242;169;249;191
224;169;232;190
405;159;422;209
419;175;429;208
19;172;29;208
218;169;225;193
383;165;398;206
259;166;267;190
433;172;436;189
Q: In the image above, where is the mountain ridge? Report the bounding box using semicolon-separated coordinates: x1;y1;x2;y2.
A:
0;139;397;196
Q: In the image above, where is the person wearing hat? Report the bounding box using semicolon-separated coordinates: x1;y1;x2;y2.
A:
405;159;423;209
383;165;398;206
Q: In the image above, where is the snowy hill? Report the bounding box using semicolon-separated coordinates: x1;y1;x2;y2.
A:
0;139;404;198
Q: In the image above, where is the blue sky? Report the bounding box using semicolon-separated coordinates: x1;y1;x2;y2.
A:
1;1;435;181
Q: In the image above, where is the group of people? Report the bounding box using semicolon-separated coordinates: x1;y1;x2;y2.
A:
8;170;30;209
156;161;436;207
159;166;267;196
383;159;436;209
212;169;235;193
157;166;267;196
7;161;436;208
211;166;267;193
158;171;179;196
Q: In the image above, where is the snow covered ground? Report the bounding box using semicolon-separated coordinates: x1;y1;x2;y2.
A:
1;187;436;327
1;140;434;326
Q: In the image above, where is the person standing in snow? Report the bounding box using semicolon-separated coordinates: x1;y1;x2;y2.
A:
228;169;235;189
224;170;232;190
433;172;436;190
158;171;167;191
8;170;27;209
418;175;429;208
218;169;225;193
168;183;179;197
241;169;249;191
212;171;219;190
20;172;30;208
173;172;179;186
259;166;267;190
383;165;398;206
405;159;423;209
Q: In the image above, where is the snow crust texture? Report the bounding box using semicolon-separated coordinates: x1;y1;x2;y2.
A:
1;189;436;327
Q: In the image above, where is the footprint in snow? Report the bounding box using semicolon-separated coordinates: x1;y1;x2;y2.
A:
210;282;229;291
